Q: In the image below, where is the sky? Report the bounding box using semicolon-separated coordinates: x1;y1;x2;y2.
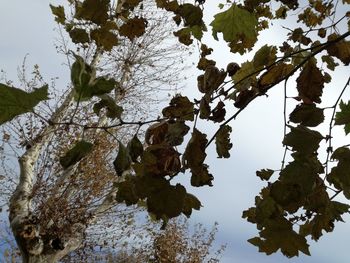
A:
1;0;350;262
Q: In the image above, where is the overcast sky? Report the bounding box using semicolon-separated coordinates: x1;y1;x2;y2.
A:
1;1;350;262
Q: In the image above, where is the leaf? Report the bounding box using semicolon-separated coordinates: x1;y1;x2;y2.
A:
69;28;90;44
253;45;277;69
0;83;48;125
178;4;203;27
90;27;119;51
145;121;168;145
210;5;258;53
174;28;193;46
127;135;144;162
93;95;123;119
115;176;139;205
162;95;194;121
258;63;293;90
289;104;324;127
59;140;93;169
183;129;214;186
215;125;232;158
232;61;256;91
147;183;186;219
182;193;201;217
119;17;147;41
113;141;131;176
75;0;109;25
321;55;339;71
249;217;310;257
335;100;350;134
300;201;350;240
209;101;226;122
50;4;66;25
326;33;350;65
283;125;324;154
327;147;350;198
296;61;324;104
165;121;190;146
256;169;274;181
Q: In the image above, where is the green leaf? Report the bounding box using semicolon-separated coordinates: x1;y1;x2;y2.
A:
0;83;48;125
215;125;233;158
296;61;324;104
50;4;66;25
253;45;277;69
113;141;131;176
210;4;258;53
93;95;123;119
115;176;139;205
335;100;350;134
178;4;203;27
327;147;350;198
283;125;324;154
165;121;190;146
147;183;186;219
127;135;144;162
59;140;93;169
162;95;194;121
256;169;274;181
289;104;324;127
183;129;214;186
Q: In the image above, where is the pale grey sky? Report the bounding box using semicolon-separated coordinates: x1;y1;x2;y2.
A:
1;1;350;262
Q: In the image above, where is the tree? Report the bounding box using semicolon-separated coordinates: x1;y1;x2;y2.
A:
1;0;350;261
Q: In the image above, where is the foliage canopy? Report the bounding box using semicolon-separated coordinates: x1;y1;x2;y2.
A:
1;0;350;260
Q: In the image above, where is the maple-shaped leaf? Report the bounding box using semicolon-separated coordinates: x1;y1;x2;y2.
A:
296;61;324;104
256;169;274;181
69;28;90;44
178;4;203;27
199;96;211;119
326;33;350;65
90;27;118;51
113;141;131;176
162;95;194;121
174;28;193;45
283;125;324;154
321;55;339;71
215;125;233;158
50;4;66;25
60;140;93;169
93;95;123;119
210;4;258;53
258;63;293;91
119;17;147;41
232;61;256;91
327;147;350;198
289;104;324;127
253;45;277;69
335;100;350;134
249;217;310;257
0;83;48;125
75;0;109;25
300;201;350;240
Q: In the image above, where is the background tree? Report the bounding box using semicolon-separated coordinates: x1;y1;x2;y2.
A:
1;0;350;261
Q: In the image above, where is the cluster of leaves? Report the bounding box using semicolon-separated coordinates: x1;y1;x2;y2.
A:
1;0;350;259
